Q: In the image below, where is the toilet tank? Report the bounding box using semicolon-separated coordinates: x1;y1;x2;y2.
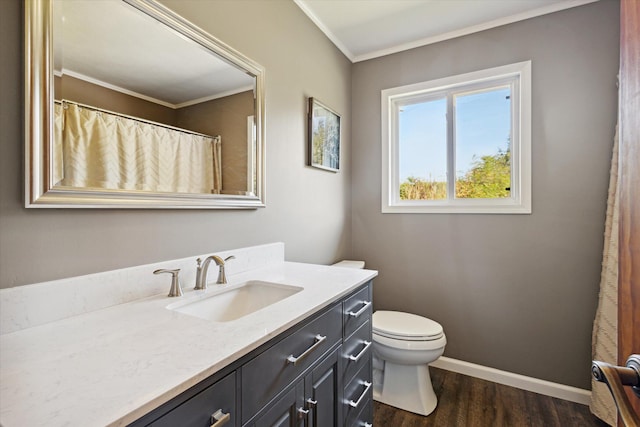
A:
332;260;365;269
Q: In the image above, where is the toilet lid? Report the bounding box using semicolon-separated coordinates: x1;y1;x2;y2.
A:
373;311;443;340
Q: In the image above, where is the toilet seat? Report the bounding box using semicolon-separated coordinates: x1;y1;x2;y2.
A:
373;311;443;341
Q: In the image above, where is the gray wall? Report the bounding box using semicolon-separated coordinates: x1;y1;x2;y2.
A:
351;1;619;389
0;0;352;288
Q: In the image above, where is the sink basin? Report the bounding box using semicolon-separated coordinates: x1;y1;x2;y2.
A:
167;280;303;322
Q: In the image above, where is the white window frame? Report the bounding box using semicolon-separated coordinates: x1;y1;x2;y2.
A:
381;61;531;214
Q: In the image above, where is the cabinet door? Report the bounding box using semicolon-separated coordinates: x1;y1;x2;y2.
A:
304;347;341;427
254;381;305;427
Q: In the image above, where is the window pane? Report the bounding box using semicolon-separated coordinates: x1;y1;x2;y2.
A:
398;98;447;200
454;87;511;199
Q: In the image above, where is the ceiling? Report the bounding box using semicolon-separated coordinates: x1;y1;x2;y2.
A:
55;0;600;105
55;0;255;107
294;0;599;62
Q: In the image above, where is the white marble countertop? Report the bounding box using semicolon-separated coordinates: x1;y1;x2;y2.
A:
0;260;377;427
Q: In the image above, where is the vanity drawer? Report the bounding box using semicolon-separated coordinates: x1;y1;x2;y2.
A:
343;283;372;338
350;398;373;427
241;302;342;422
341;319;372;387
149;371;236;427
343;359;372;427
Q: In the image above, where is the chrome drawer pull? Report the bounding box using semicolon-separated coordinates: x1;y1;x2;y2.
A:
209;409;230;427
348;340;372;363
347;301;371;318
348;381;372;408
306;398;318;407
286;334;327;365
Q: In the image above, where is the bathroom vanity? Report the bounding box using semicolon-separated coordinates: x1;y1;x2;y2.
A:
132;282;373;427
0;243;377;427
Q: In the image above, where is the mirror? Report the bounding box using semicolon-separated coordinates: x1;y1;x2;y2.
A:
25;0;265;208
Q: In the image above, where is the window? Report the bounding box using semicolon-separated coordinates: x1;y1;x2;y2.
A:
382;61;531;214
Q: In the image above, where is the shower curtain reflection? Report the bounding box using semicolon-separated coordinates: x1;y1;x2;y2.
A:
54;101;222;194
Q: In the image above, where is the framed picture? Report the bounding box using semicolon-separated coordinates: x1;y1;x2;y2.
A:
308;97;340;172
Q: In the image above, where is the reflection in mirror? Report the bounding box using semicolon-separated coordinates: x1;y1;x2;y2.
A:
25;0;265;208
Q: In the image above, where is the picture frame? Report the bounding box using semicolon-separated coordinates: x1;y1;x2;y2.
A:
308;97;340;172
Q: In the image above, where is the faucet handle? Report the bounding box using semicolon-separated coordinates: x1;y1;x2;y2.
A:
153;268;183;297
216;256;235;284
194;258;204;290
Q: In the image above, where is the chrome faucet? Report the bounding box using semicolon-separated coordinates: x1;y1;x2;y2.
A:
153;268;183;297
216;255;235;284
195;255;236;289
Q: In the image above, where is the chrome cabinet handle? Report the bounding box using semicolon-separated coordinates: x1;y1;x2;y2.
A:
347;301;371;318
286;335;327;365
348;341;372;363
348;381;372;408
209;409;230;427
300;398;317;423
297;406;310;421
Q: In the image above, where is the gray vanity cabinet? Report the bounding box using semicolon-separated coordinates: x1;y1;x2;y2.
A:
129;281;373;427
147;371;237;427
251;347;341;427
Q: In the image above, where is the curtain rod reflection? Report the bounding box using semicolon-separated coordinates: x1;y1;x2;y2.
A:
55;99;217;140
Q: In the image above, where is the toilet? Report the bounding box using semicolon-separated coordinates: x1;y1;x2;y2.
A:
333;260;447;416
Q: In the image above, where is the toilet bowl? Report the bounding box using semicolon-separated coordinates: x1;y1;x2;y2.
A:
332;260;447;416
372;310;446;416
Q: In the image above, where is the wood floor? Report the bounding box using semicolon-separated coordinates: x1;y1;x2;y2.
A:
373;367;609;427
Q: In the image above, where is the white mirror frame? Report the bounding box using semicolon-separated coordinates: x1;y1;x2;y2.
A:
25;0;266;209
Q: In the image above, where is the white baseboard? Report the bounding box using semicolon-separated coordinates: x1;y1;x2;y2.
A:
430;356;591;405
